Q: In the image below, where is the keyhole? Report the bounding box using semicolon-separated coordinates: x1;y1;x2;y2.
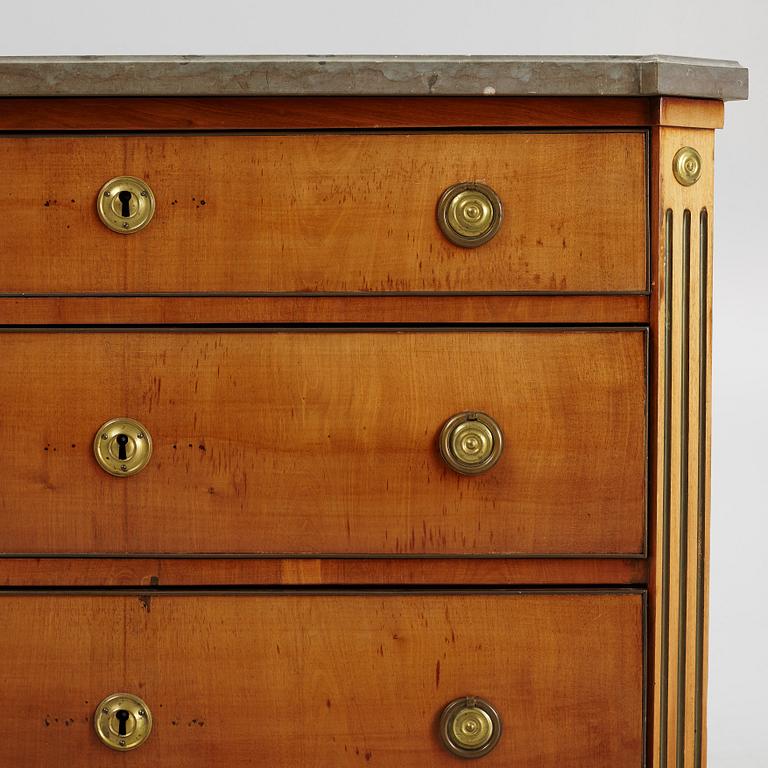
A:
116;433;129;461
115;710;130;737
118;190;133;218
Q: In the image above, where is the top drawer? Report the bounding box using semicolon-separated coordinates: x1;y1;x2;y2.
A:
0;131;647;294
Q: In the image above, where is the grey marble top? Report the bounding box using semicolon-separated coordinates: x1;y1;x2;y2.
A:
0;55;748;100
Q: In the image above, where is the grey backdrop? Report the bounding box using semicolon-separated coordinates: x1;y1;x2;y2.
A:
1;1;764;764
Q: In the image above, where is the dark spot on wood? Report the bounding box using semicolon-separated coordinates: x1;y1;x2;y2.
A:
149;575;159;586
198;444;206;451
435;659;440;688
200;199;206;205
365;752;372;761
138;594;152;612
326;699;332;709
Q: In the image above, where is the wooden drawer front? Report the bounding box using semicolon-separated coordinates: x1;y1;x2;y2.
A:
1;329;646;557
0;591;645;767
1;132;647;294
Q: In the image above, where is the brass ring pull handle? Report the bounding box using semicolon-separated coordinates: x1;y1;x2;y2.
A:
439;696;502;759
439;411;503;476
93;418;153;477
97;176;156;234
437;182;503;247
94;693;153;751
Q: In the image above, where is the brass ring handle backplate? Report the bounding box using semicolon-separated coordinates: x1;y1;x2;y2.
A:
437;182;503;247
94;692;153;751
439;696;502;759
97;176;156;234
439;411;503;476
93;417;153;477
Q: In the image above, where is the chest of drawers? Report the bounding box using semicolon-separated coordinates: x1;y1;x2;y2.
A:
0;55;747;767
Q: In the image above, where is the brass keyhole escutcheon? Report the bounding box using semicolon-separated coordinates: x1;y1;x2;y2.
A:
439;696;502;759
93;417;153;477
439;412;503;476
94;693;153;751
96;176;156;234
437;182;503;247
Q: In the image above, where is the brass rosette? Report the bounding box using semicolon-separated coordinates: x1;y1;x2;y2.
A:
672;147;702;186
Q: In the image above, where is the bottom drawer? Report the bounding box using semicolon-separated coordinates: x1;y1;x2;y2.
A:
0;590;644;767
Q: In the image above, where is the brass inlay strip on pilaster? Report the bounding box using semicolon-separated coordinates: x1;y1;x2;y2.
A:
659;208;674;768
676;209;692;767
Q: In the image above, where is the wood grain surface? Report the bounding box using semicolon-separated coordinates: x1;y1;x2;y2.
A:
0;294;649;326
0;132;648;294
655;98;724;129
649;128;714;768
0;557;649;587
0;329;647;556
0;95;656;131
0;591;645;767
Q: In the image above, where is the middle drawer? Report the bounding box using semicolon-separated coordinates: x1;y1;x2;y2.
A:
1;329;647;557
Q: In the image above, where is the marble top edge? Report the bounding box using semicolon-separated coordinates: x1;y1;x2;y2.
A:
0;54;745;64
0;55;748;100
